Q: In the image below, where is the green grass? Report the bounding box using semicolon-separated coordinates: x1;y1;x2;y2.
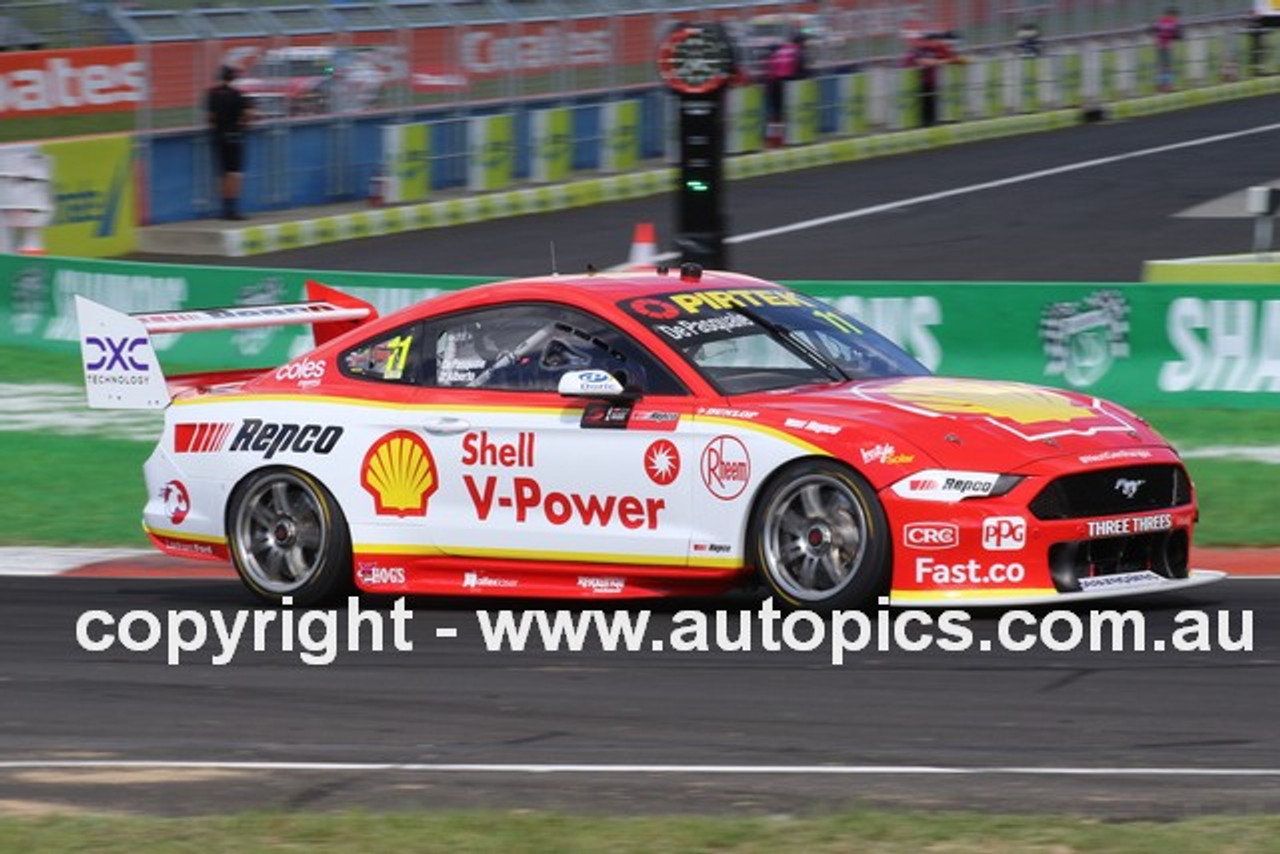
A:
2;809;1280;853
0;432;151;547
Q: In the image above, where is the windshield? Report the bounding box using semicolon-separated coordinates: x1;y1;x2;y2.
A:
619;286;927;394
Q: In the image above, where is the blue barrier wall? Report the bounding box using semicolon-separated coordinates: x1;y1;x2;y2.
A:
148;88;670;224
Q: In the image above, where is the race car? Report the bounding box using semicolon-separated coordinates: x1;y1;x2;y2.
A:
76;267;1222;609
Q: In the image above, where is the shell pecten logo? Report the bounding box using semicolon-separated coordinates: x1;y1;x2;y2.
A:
361;430;438;517
868;377;1092;425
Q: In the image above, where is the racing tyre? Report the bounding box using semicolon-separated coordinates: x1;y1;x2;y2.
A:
227;468;352;605
749;460;890;611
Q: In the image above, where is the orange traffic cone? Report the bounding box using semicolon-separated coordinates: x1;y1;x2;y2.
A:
626;222;657;268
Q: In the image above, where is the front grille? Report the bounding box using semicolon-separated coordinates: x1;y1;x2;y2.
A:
1029;464;1191;520
1048;530;1189;592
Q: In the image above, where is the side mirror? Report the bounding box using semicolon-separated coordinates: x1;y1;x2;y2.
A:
557;369;630;399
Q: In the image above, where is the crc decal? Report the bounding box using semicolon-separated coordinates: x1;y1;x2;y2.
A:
229;419;343;459
1040;290;1130;388
914;557;1027;586
903;522;959;550
1087;513;1173;538
174;422;234;454
362;430;439;518
464;475;665;529
644;439;680;486
854;377;1132;441
981;516;1027;551
160;480;190;525
700;435;750;500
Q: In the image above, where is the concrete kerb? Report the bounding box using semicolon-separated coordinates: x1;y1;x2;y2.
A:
208;77;1280;258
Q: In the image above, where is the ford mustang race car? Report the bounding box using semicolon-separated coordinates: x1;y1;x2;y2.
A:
76;267;1222;609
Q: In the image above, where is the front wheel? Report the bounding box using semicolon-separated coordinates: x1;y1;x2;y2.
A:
227;468;352;605
748;460;890;611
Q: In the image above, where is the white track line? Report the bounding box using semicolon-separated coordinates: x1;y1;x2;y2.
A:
0;760;1278;776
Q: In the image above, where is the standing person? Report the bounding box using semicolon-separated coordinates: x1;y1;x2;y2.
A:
764;38;800;147
1152;7;1182;92
903;36;952;128
206;65;251;221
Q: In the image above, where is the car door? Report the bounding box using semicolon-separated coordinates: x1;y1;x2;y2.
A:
408;302;697;569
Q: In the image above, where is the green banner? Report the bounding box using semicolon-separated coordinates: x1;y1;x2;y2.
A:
6;257;1280;409
792;281;1280;409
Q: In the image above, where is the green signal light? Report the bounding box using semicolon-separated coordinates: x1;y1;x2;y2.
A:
685;179;711;192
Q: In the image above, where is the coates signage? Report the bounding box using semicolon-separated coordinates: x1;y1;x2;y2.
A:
0;47;144;118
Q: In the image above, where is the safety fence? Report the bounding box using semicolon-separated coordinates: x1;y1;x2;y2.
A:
4;251;1277;409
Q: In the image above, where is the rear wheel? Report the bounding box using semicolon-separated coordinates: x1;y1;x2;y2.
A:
749;460;890;611
227;468;352;605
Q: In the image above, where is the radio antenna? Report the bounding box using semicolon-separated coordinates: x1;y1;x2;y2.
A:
549;241;558;276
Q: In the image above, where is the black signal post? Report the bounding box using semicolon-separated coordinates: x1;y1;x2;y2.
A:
657;22;735;269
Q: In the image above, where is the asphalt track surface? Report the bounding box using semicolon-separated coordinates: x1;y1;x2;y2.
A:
10;97;1280;819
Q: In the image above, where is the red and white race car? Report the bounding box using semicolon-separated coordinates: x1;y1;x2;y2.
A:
76;268;1221;609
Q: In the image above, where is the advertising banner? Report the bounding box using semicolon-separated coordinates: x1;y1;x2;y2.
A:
531;107;572;184
602;99;641;173
383;121;432;204
792;281;1280;410
0;46;143;119
467;113;514;192
784;78;821;146
727;85;765;154
40;134;136;257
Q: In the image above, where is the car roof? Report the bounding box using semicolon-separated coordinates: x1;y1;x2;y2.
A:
434;268;785;307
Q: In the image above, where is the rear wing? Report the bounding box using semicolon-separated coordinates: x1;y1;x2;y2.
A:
76;280;377;410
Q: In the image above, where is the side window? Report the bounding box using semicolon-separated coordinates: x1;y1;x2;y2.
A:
427;304;686;395
340;323;421;384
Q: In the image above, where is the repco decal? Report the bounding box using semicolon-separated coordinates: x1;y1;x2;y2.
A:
700;435;750;500
362;431;438;517
227;419;343;459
